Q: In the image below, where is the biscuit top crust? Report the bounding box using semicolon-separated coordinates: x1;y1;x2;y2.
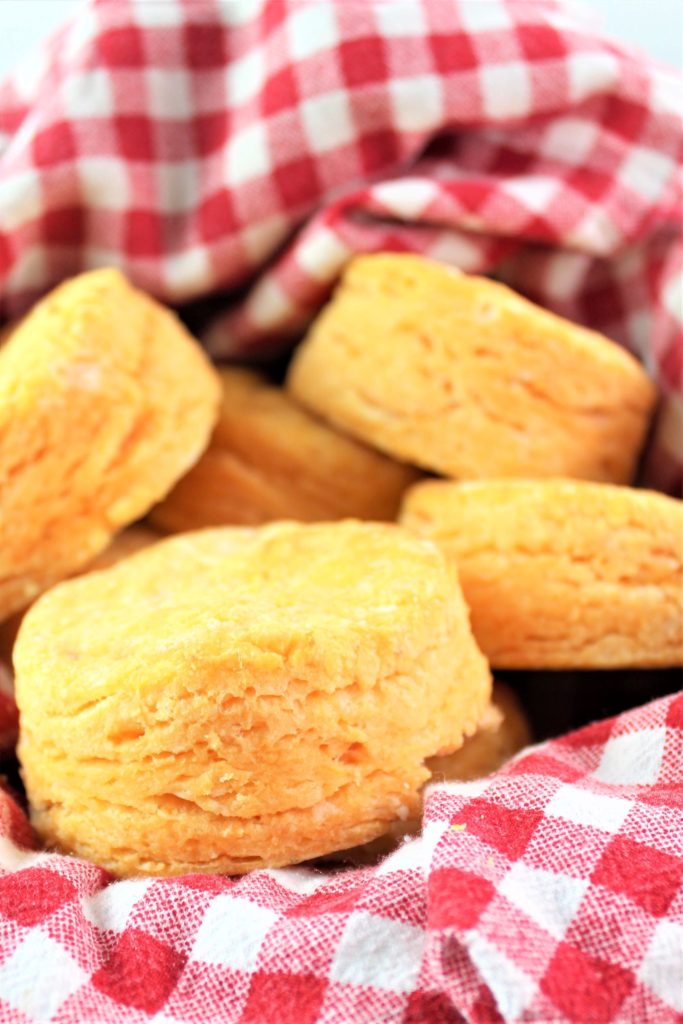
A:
1;268;160;406
15;520;462;715
402;477;682;559
340;255;654;382
0;268;218;485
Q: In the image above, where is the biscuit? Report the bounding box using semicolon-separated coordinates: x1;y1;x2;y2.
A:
0;270;219;621
332;681;530;864
401;479;683;668
150;367;420;531
16;520;491;877
287;254;655;483
0;525;161;666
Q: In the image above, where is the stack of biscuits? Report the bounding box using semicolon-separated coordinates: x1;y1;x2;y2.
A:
3;256;681;878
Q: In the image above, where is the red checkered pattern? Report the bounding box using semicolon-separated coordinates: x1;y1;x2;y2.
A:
0;695;680;1023
0;0;680;489
0;1;682;1020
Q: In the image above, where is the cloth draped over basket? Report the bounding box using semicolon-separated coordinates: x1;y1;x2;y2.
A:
0;1;681;1021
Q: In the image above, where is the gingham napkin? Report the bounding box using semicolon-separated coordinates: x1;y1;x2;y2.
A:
0;696;681;1023
0;2;681;1021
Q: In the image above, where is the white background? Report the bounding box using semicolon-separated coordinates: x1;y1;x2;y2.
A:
0;0;681;79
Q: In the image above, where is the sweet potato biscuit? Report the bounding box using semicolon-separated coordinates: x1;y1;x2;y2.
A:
287;254;655;483
0;269;220;621
401;479;683;668
16;520;491;877
151;367;420;531
0;525;161;666
333;681;530;863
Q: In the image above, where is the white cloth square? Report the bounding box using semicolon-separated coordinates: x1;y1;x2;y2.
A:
191;895;278;971
0;930;86;1019
287;4;339;60
389;75;443;132
593;729;666;786
82;878;153;933
500;862;588;939
225;121;271;186
480;62;532;118
546;784;633;832
639;919;683;1012
300;90;355;154
329;912;424;993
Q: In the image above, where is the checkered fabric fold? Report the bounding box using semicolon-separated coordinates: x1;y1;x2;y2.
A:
0;695;681;1023
0;1;681;1021
0;0;681;489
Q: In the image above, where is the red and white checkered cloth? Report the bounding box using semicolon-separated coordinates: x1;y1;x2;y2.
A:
0;1;681;1021
0;695;681;1023
0;0;681;489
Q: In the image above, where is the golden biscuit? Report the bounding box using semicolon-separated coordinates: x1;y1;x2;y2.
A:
287;254;655;483
401;479;683;668
151;367;420;531
332;682;530;864
0;525;161;666
0;270;219;621
16;520;491;877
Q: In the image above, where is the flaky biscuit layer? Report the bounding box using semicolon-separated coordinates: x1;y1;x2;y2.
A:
332;681;530;864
